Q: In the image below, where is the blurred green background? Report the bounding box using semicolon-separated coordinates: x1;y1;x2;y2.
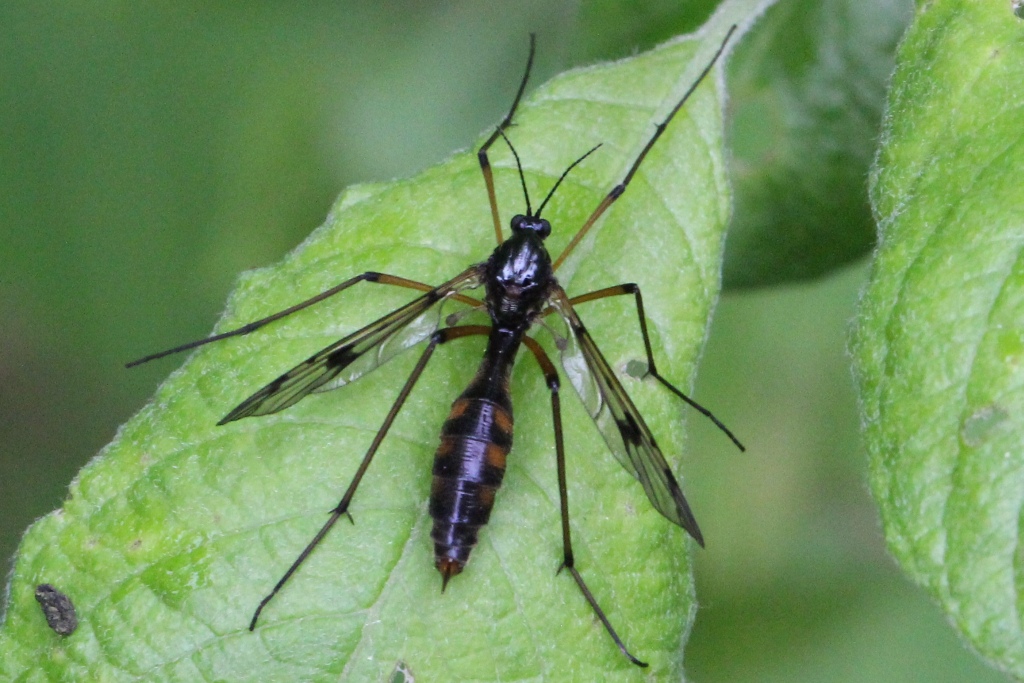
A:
0;2;1008;681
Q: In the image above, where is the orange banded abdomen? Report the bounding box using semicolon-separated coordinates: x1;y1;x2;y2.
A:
429;393;513;586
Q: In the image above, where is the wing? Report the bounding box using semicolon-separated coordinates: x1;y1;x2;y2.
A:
550;292;703;545
219;266;484;424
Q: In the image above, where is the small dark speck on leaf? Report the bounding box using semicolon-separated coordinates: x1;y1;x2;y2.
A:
961;405;1009;447
624;359;648;379
35;584;78;636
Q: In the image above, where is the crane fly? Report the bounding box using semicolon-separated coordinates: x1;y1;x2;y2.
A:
128;27;743;667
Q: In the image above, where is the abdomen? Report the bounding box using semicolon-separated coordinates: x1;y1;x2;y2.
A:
429;390;514;588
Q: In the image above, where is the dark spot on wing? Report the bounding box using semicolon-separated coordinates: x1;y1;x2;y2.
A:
617;413;643;445
664;467;681;491
325;345;358;369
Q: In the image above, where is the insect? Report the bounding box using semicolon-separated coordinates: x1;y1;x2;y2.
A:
129;27;742;667
34;584;78;636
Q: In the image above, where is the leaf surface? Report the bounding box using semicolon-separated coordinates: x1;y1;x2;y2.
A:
854;1;1024;675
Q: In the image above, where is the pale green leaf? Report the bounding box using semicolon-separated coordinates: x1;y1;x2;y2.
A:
854;0;1024;676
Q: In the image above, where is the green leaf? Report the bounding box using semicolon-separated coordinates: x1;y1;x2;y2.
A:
0;9;753;682
853;0;1024;676
724;0;913;288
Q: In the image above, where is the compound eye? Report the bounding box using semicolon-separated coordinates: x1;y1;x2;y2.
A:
538;219;551;239
510;214;526;231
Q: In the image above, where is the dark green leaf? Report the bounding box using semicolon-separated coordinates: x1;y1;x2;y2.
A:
724;0;913;288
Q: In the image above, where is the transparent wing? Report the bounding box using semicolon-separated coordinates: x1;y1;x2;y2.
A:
550;292;703;544
219;266;484;424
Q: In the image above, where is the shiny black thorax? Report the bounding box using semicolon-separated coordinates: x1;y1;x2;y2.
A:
482;216;556;331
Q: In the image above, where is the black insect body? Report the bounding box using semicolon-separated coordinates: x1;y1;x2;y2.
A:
129;27;742;668
432;217;555;587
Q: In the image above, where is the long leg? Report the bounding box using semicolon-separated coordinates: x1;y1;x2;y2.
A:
127;271;481;367
568;284;743;451
478;34;536;245
552;25;736;271
249;324;491;630
520;335;647;668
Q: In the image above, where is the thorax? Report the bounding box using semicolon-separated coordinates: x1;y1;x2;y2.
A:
483;231;555;330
